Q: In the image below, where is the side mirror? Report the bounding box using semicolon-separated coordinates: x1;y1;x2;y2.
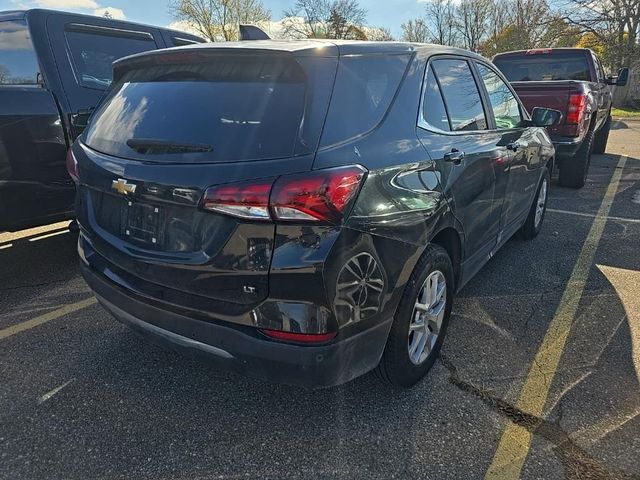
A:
606;67;630;86
531;107;562;127
616;67;629;86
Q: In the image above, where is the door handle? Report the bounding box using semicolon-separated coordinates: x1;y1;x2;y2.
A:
506;142;522;152
444;148;465;165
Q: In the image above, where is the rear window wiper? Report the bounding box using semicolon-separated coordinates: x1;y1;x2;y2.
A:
126;138;213;154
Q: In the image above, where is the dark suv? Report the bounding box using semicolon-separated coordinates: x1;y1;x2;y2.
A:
74;41;557;388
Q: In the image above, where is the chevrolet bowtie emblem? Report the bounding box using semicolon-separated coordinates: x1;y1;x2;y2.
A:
112;178;137;195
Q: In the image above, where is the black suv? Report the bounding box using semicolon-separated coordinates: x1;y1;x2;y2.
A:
74;41;558;387
0;9;203;232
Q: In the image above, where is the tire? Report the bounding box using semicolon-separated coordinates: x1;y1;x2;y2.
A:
559;129;593;189
375;244;454;388
519;168;549;240
593;115;611;154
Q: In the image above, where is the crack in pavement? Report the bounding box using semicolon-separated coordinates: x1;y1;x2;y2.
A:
439;354;639;480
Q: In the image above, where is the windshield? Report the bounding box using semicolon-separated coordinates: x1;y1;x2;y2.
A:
494;52;591;82
84;54;334;162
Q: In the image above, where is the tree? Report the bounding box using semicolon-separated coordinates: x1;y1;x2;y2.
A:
563;0;640;71
170;0;271;42
401;18;430;43
367;27;394;41
281;0;366;39
424;0;458;45
455;0;492;51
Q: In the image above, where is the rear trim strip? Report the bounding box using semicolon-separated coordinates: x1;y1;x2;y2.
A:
96;294;234;359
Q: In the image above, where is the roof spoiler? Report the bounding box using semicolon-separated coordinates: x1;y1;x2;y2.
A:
239;25;270;41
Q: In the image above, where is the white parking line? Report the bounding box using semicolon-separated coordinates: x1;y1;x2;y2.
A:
38;379;75;404
547;208;640;224
28;229;70;242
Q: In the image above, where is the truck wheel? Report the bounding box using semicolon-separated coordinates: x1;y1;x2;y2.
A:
559;130;593;189
519;168;549;240
593;115;612;154
374;244;453;388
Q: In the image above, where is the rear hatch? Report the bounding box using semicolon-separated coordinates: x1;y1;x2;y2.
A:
75;47;337;305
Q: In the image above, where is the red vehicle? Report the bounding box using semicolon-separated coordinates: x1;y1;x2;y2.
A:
493;48;629;188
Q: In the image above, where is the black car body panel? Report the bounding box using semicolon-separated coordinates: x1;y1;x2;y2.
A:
75;41;555;386
0;9;204;232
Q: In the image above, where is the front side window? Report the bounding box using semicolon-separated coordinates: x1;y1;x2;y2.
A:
476;63;523;129
65;27;158;90
0;20;40;85
432;58;487;132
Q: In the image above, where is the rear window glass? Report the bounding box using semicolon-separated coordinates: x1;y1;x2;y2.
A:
494;53;590;82
320;54;411;147
0;20;40;85
84;55;334;163
432;58;487;132
65;28;158;90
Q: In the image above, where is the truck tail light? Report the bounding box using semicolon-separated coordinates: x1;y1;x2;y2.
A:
567;93;587;125
526;48;552;55
66;148;79;184
200;166;367;224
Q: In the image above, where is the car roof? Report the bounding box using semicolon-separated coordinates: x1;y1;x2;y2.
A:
117;39;486;62
0;9;203;40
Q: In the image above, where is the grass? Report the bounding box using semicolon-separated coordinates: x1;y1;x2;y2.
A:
611;107;640;118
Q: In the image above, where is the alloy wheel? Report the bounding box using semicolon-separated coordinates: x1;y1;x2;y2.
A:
407;270;447;365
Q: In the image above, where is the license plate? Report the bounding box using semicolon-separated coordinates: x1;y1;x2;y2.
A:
124;201;162;246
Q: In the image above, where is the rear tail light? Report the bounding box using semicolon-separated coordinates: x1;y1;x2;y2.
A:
200;165;367;224
567;93;587;125
66;148;79;184
201;180;272;220
260;329;337;343
270;166;366;223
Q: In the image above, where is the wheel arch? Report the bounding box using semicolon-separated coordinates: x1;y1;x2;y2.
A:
430;227;462;290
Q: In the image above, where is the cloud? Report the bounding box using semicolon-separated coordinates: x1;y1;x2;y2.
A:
36;0;99;8
94;6;126;19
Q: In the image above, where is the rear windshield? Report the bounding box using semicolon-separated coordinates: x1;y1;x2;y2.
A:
494;52;590;82
84;54;335;163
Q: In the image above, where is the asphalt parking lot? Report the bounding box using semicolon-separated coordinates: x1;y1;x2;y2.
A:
1;121;639;480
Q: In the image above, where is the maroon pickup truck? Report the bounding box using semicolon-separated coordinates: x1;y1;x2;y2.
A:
493;48;629;188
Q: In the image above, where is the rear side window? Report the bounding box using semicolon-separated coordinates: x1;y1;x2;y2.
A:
476;63;523;129
320;54;411;147
432;58;487;132
0;20;40;85
494;52;590;82
65;26;158;90
420;65;450;132
84;54;334;163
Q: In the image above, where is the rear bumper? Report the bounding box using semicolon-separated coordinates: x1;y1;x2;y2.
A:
81;261;392;388
550;135;583;160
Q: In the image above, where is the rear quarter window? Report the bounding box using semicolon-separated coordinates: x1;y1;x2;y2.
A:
320;54;411;147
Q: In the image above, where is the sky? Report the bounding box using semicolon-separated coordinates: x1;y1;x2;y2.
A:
1;0;429;37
